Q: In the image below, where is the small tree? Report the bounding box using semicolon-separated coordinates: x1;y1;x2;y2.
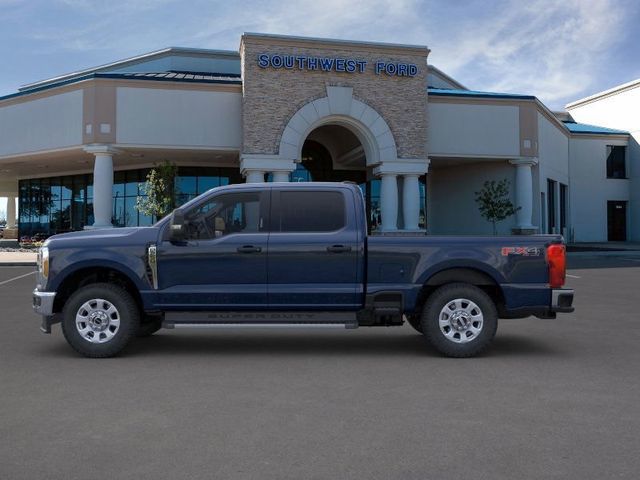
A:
474;179;520;235
136;161;178;220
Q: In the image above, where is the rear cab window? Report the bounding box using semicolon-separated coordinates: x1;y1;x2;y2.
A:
275;190;346;232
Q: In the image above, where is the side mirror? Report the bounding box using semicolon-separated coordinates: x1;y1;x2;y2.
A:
169;209;186;242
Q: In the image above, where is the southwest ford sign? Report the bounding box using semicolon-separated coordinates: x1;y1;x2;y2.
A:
257;54;418;77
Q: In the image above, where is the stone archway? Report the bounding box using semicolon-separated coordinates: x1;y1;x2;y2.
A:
240;85;429;232
278;86;398;166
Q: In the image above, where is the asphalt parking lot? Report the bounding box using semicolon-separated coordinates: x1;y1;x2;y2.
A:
1;256;639;480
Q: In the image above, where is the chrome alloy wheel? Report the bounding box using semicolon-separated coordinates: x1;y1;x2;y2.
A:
75;298;121;344
438;298;484;344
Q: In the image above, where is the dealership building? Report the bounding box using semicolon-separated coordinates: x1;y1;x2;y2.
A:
0;33;637;241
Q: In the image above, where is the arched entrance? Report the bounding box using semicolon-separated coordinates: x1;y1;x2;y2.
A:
294;125;379;229
290;123;426;233
240;86;429;232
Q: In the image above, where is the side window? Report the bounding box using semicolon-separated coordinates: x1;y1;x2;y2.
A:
279;191;345;232
606;145;626;179
184;192;262;240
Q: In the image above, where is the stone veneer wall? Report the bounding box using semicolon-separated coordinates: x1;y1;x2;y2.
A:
240;36;429;160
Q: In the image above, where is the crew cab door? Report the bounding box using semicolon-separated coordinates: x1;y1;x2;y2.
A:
156;188;270;308
267;187;363;309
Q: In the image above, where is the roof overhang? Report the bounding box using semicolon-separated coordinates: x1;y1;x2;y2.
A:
566;78;640;110
19;47;240;93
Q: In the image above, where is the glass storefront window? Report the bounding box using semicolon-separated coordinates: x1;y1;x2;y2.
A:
113;171;125;198
125;171;140;197
19;175;90;235
60;199;71;232
18;165;416;236
61;177;73;201
198;176;219;193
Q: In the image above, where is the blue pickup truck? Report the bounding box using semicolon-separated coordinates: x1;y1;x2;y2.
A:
33;182;574;358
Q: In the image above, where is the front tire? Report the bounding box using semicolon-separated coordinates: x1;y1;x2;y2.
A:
421;283;497;358
61;283;140;358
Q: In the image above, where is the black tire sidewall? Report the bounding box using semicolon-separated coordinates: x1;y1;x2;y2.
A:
61;283;140;358
422;283;497;357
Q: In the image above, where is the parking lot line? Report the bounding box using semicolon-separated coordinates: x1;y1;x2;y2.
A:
0;271;35;287
566;274;581;279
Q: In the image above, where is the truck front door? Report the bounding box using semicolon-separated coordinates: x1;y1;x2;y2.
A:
267;187;363;309
156;189;270;309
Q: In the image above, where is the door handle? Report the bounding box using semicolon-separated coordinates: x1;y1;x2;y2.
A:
237;245;262;253
326;245;352;253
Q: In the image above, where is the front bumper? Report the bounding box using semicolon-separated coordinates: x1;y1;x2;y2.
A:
551;288;574;313
33;289;57;333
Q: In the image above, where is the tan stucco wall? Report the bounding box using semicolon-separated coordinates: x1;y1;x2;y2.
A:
240;35;429;160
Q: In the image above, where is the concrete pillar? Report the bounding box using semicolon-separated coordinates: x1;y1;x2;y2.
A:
241;155;295;185
374;159;429;233
244;170;265;183
379;174;399;232
271;171;290;182
6;195;16;229
84;145;119;229
402;174;421;231
509;158;538;233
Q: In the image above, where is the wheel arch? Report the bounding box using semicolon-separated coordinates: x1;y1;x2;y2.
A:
413;266;505;316
52;265;144;315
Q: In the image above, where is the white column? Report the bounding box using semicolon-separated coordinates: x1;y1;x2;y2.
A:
374;159;429;233
244;170;265;183
241;155;295;184
84;145;119;229
380;174;398;232
509;158;538;231
402;174;420;231
271;171;290;182
6;195;16;229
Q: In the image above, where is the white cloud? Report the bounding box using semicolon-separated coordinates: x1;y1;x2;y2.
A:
427;0;630;107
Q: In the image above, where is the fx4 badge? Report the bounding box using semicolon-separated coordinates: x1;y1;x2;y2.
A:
501;246;542;256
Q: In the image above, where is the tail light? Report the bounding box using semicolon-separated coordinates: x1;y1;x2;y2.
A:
547;244;566;288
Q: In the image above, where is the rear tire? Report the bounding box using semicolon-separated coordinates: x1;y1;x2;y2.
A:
421;283;497;358
61;283;140;358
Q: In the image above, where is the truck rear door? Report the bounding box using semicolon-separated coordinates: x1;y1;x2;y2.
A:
267;186;363;309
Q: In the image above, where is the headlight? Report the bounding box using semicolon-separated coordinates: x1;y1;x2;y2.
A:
39;247;49;279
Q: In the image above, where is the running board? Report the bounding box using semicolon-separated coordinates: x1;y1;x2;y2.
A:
163;311;359;329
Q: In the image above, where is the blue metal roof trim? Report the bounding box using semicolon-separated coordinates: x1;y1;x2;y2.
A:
428;87;536;100
0;72;242;102
562;121;628;135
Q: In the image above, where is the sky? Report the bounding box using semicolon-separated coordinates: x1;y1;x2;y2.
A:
1;0;639;220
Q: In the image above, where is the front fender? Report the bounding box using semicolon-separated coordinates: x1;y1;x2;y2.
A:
48;249;149;292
